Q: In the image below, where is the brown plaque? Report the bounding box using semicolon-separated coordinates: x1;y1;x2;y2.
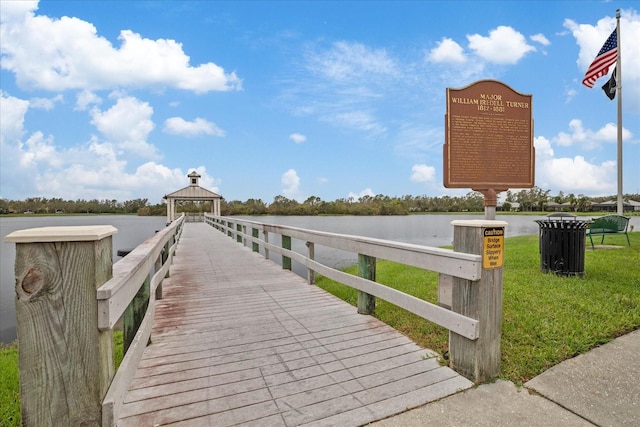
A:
443;80;534;189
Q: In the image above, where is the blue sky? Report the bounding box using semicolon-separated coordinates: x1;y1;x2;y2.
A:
1;0;639;205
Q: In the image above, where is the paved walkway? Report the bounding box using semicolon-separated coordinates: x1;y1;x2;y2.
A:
373;329;640;426
118;223;473;426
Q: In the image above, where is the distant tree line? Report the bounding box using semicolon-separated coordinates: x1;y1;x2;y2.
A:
221;192;486;216
1;188;638;217
0;197;163;216
220;189;639;216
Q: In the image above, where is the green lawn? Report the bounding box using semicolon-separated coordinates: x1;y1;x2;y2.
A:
0;342;19;426
0;331;124;426
317;232;640;384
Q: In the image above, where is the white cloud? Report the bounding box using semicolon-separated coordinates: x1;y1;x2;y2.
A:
530;33;551;46
0;92;62;198
0;92;29;145
1;125;220;200
176;165;219;194
410;164;436;183
564;10;640;113
0;1;242;93
348;188;375;201
75;90;102;111
0;0;38;20
281;169;302;201
424;26;539;87
90;96;158;158
164;117;225;137
19;131;62;168
534;136;554;159
285;40;405;137
565;88;578;104
300;41;400;134
537;156;617;195
394;126;444;159
0;4;228;202
467;26;536;64
289;133;306;144
322;111;386;135
535;133;617;196
36;161;219;203
428;38;467;63
29;94;63;111
564;17;617;73
553;119;632;149
307;41;399;81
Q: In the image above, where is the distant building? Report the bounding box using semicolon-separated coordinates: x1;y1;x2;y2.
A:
497;202;520;212
591;199;640;212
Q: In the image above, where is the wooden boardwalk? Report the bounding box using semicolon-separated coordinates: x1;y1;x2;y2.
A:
118;222;473;426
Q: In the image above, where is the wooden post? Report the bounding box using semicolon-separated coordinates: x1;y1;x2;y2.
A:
252;227;259;252
123;275;150;353
357;254;376;315
437;273;453;309
282;235;292;270
4;226;117;426
306;241;315;285
263;230;270;260
156;241;170;300
449;220;506;383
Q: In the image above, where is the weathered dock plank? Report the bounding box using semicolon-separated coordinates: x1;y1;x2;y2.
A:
118;222;472;426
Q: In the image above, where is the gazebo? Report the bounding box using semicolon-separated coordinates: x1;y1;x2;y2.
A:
164;171;222;223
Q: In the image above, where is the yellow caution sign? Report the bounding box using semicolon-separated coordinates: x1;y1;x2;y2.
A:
483;227;504;269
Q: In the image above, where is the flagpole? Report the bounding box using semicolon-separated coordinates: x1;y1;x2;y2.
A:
616;9;623;215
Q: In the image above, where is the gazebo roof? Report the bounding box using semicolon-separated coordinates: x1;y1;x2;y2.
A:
164;185;221;201
164;171;222;221
164;171;221;201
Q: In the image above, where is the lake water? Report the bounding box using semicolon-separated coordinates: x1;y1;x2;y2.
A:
2;214;637;343
235;214;559;276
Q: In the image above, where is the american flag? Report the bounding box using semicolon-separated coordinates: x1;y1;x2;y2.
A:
582;29;618;88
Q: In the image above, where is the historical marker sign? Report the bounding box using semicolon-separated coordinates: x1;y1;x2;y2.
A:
443;80;534;189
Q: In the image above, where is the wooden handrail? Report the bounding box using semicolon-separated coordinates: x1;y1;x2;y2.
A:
100;214;184;426
206;214;506;383
206;215;482;279
205;215;482;337
96;215;184;330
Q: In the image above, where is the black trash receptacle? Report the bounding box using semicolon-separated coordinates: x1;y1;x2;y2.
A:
535;214;590;276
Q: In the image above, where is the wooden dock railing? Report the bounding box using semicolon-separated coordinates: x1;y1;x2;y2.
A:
6;213;504;425
4;214;184;426
205;214;506;383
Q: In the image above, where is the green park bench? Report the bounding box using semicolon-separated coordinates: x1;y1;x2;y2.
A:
586;214;631;249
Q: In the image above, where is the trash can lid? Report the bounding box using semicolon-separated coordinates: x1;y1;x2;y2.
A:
546;212;577;218
535;218;590;228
